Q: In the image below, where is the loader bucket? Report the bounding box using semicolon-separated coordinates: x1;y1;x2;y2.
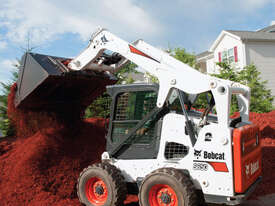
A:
15;52;117;109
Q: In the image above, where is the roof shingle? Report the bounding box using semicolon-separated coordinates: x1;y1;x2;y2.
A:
226;29;275;41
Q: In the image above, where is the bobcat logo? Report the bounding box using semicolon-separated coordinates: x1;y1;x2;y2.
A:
194;149;202;159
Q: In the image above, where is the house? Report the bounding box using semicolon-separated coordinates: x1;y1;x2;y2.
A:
196;24;275;101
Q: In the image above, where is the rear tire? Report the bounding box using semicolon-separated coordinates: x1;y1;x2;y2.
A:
77;163;126;206
139;168;199;206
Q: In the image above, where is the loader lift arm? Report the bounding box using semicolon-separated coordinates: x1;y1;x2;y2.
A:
68;28;212;108
68;28;251;126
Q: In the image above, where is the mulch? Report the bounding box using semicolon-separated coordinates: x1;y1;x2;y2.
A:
0;84;274;205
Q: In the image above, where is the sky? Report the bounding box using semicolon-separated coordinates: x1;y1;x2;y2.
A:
0;0;275;87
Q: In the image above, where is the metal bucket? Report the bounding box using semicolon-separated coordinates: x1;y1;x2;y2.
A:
15;52;117;109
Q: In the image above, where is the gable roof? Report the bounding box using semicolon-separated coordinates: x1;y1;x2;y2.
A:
257;24;275;32
226;30;275;41
210;26;275;51
210;30;240;51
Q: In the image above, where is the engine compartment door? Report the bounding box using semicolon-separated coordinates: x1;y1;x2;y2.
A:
233;124;262;193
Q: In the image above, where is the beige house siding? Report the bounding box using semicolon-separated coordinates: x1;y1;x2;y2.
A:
246;41;275;101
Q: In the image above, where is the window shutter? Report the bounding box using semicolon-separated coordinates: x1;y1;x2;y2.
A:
234;46;238;62
218;52;221;62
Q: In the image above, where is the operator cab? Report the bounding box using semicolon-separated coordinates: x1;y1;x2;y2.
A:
106;83;160;159
105;84;220;160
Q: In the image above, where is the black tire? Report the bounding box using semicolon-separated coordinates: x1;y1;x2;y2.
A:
139;168;199;206
77;163;127;206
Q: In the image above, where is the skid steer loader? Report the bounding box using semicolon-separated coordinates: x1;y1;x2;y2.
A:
16;28;262;206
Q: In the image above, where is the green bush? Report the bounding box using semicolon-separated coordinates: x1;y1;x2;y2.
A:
214;63;274;113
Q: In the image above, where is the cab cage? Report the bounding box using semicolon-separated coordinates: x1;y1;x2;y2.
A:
106;83;160;159
105;84;199;158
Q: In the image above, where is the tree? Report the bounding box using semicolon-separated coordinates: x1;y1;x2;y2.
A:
85;48;202;118
145;47;200;83
214;63;274;113
170;49;274;113
169;48;211;109
115;62;139;84
84;92;112;118
0;67;19;136
144;72;159;84
85;62;140;118
0;32;39;137
171;48;200;70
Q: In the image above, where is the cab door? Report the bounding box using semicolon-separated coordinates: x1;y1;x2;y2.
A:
106;85;161;159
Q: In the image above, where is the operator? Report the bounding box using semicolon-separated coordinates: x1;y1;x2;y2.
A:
136;105;170;136
199;91;215;127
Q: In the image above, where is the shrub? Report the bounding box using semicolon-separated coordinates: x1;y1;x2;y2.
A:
214;63;274;113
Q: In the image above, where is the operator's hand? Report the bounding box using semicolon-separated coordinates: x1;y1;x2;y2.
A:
199;117;208;127
136;128;147;136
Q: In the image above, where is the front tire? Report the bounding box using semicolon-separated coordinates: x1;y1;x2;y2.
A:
77;163;126;206
139;168;199;206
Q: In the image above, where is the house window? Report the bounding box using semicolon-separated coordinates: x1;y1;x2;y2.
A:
228;48;234;63
219;46;238;64
221;51;228;62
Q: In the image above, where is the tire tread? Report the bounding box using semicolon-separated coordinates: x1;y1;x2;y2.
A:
77;162;127;206
139;167;200;206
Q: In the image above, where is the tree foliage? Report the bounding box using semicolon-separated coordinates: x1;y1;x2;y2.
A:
85;62;139;118
0;69;18;137
85;92;112;118
171;48;200;70
0;38;35;137
144;72;159;84
168;49;274;113
145;47;200;83
85;46;200;118
169;48;211;109
214;62;274;113
114;62;139;84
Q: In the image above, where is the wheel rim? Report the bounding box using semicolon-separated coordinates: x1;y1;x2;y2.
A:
85;177;108;205
149;184;178;206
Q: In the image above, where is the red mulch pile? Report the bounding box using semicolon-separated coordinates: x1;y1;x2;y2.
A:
0;83;138;206
0;83;109;206
0;84;274;205
248;111;275;199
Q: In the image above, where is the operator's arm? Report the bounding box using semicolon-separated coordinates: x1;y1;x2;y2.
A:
199;92;215;127
136;106;170;135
